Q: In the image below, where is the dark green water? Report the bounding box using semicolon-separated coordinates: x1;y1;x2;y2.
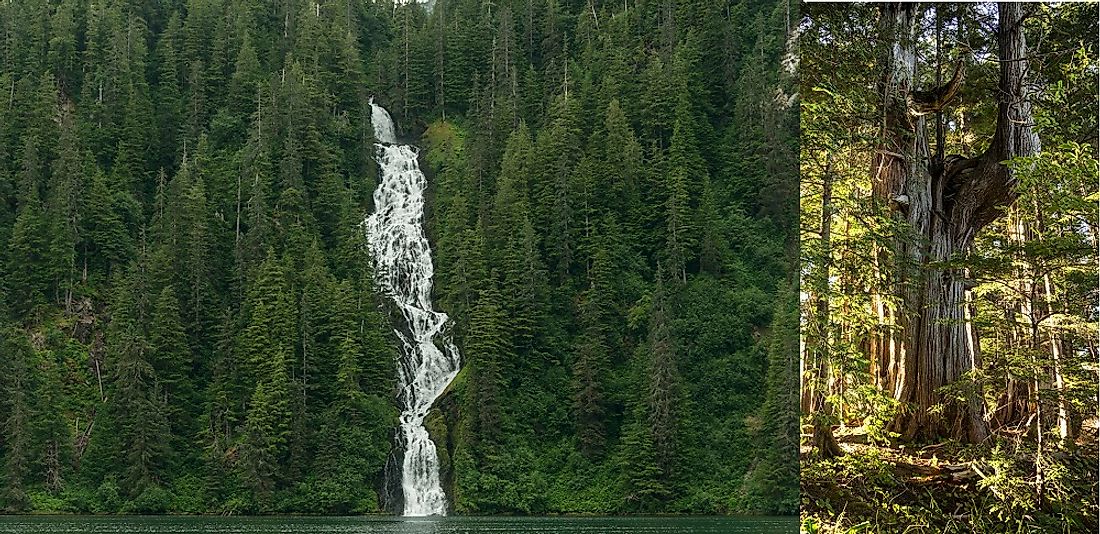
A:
0;515;796;533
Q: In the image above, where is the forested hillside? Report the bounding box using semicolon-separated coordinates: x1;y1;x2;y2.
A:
800;3;1097;532
0;0;798;515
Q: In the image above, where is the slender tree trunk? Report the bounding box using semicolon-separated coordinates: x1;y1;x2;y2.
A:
235;168;242;245
1029;195;1073;442
801;342;815;425
993;205;1033;430
874;3;1037;443
1044;269;1072;442
811;157;842;458
436;2;446;118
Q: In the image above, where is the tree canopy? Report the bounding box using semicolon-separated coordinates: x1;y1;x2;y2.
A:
0;0;798;515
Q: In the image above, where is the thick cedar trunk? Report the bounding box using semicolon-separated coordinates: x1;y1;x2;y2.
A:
870;3;917;403
873;3;1037;443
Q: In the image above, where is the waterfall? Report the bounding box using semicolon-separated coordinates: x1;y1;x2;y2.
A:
364;99;460;517
393;0;437;13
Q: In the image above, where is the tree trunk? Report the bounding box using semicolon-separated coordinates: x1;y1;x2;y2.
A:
810;156;842;458
1044;270;1072;442
870;3;917;403
992;205;1033;431
1034;196;1072;443
874;2;1038;443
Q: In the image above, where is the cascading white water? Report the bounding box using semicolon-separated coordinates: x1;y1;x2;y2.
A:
365;99;460;517
393;0;437;13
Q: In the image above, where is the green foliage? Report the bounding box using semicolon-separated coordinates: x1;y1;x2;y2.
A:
740;284;799;515
801;3;1097;531
0;0;798;516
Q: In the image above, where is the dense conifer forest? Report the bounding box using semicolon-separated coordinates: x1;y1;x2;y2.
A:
0;0;798;515
800;3;1097;532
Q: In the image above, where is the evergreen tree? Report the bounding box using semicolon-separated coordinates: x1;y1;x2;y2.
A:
33;346;72;497
664;92;705;283
237;252;296;503
572;296;609;458
464;282;509;448
1;327;33;511
617;413;668;512
601;99;643;228
149;286;198;458
696;175;725;275
646;268;680;476
154;18;185;173
46;111;87;308
48;0;80;92
0;0;807;516
106;267;171;498
531;96;582;281
741;284;799;514
6;141;51;316
81;168;133;276
170;163;215;353
240;346;293;504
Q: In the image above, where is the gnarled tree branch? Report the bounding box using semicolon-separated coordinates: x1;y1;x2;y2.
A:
909;59;965;116
949;2;1039;242
873;2;1039;444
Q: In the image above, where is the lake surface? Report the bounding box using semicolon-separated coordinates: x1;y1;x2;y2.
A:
0;515;797;533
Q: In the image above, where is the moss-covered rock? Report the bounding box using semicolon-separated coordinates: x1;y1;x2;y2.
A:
427;363;466;512
424;408;451;494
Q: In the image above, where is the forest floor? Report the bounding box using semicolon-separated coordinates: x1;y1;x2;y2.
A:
799;423;1099;533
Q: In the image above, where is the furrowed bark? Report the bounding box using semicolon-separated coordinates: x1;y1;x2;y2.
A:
870;2;917;404
874;2;1037;443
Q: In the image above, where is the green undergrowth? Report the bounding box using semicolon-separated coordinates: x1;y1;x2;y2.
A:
800;431;1099;533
